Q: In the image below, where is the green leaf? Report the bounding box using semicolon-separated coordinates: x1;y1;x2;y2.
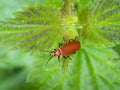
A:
0;2;63;53
112;44;120;56
27;42;120;90
76;0;120;44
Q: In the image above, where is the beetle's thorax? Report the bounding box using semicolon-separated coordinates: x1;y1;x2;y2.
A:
51;49;61;56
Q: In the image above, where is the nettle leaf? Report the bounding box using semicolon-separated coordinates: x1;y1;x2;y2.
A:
0;2;63;53
76;0;120;44
26;43;120;90
71;43;120;90
112;44;120;56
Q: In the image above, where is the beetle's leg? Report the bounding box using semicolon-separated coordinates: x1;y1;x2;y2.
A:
58;56;60;62
63;56;67;59
63;56;72;60
74;36;77;40
69;57;72;60
69;39;74;42
73;52;76;54
63;56;69;59
69;36;78;43
58;42;63;47
54;49;56;51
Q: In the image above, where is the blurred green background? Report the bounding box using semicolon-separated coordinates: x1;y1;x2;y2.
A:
0;0;45;20
0;0;40;90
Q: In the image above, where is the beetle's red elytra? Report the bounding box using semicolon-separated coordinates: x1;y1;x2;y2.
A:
45;40;81;65
51;40;80;56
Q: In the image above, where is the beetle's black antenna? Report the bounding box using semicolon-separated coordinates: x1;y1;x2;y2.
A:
45;56;53;66
58;56;60;62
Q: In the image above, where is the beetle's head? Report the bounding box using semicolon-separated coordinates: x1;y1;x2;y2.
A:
51;50;61;56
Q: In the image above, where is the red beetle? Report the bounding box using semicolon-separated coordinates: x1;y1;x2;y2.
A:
45;40;81;65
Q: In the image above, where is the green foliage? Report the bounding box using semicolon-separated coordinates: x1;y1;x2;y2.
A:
0;0;120;90
27;43;120;90
76;0;120;44
0;47;35;90
112;44;120;56
0;2;63;53
0;0;45;20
